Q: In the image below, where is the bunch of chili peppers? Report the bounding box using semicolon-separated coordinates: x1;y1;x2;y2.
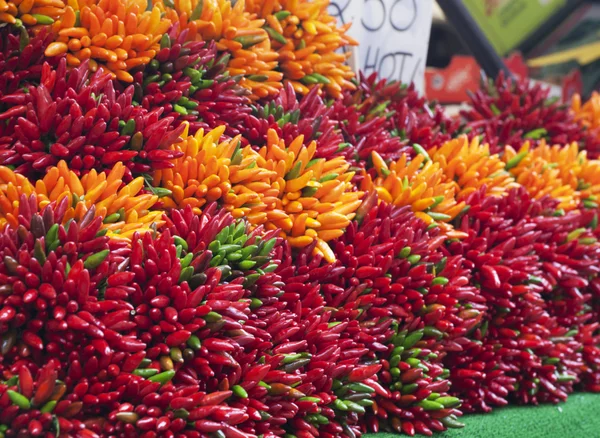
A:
1;2;600;437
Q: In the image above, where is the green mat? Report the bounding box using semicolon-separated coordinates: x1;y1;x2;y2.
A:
365;393;600;438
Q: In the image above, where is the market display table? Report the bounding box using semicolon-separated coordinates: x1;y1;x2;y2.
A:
366;393;600;438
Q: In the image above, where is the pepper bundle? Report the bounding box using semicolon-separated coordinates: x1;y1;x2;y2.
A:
571;92;600;158
340;74;459;157
245;0;357;98
46;0;171;81
503;141;600;212
157;0;283;101
360;151;465;234
131;25;251;138
2;1;600;437
0;0;64;27
460;71;583;155
0;58;187;178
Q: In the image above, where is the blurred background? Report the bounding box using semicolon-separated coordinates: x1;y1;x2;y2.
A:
427;0;600;107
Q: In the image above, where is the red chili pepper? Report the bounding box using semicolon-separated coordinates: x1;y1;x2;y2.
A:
348;364;381;382
0;105;26;120
165;330;191;347
198;391;232;407
18;366;34;399
193;419;222;432
203;338;235;352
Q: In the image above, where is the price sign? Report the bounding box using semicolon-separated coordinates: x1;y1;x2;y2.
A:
328;0;434;92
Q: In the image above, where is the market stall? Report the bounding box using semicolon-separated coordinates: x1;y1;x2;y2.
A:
0;0;599;437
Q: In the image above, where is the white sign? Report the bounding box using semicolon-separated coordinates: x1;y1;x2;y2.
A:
328;0;434;93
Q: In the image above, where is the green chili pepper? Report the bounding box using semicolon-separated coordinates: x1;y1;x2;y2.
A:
418;399;444;410
428;212;452;221
189;0;204;20
285;161;303;180
412;143;430;162
505;150;528;170
436;396;461;408
148;370;175;384
431;276;448;286
440;414;465;429
398;247;411;258
204;312;221;323
84;250;109;269
274;10;291;20
232;385;248;398
33;240;46;264
133;368;159;378
40;400;57;413
523;128;547;139
407;254;421;265
403;330;424;348
187;335;201;350
7;390;30;409
32;14;54;24
264;26;287;45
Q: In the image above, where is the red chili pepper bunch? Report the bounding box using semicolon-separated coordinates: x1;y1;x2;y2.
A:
272;197;477;436
330;197;479;342
0;195;129;368
369;318;463;437
130;23;251;139
527;209;600;400
116;231;248;380
533;210;600;328
236;243;383;438
162;203;283;291
0;360;98;437
329;99;407;173
323;201;469;436
160;205;310;436
103;379;241;437
333;73;458;168
235;303;310;436
461;71;582;154
258;309;378;438
577;322;600;392
240;83;344;159
582;237;600;391
442;188;532;408
442;187;588;408
0;26;58;100
80;207;286;436
0;57;186;179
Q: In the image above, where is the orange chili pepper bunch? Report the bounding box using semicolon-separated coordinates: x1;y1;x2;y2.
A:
245;0;357;98
152;124;275;218
155;124;362;262
46;0;171;82
504;141;600;212
1;160;163;238
156;0;282;101
572;92;600;159
0;0;63;27
243;128;363;262
429;135;519;201
360;150;465;238
0;164;35;229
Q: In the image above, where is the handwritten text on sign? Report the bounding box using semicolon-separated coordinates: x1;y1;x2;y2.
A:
328;0;433;92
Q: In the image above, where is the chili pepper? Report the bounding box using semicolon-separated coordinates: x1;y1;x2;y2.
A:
148;370;175;384
187;335;201;350
7;391;30;410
